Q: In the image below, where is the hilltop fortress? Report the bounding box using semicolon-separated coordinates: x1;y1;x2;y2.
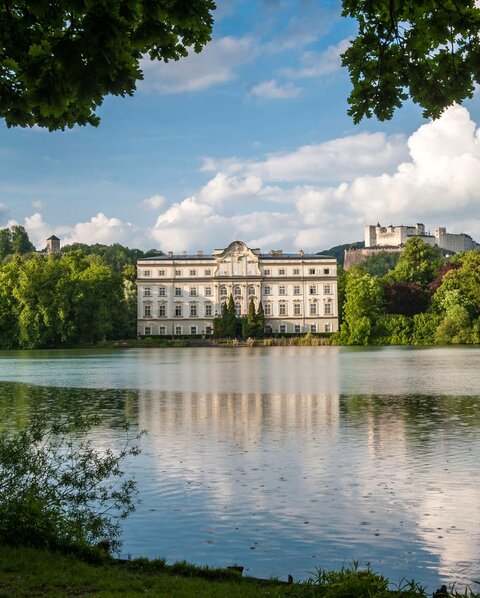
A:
345;222;480;270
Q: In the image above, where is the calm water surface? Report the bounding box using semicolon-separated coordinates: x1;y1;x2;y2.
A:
0;346;479;590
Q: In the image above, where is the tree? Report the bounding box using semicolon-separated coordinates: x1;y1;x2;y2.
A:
340;271;385;344
246;298;256;337
356;252;400;277
0;0;215;130
384;282;428;316
342;0;480;123
390;237;442;288
255;301;265;338
0;410;140;554
225;295;237;338
0;225;35;260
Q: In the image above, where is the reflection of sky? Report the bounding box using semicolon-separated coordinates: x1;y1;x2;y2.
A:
1;346;480;395
1;348;480;589
120;389;480;590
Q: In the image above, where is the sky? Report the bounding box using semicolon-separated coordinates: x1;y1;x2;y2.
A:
1;0;480;253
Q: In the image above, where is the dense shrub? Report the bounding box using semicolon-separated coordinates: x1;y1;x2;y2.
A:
0;411;140;555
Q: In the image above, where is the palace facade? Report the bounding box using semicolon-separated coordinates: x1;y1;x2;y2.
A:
136;241;338;336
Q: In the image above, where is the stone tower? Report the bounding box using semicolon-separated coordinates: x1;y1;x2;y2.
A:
46;235;61;254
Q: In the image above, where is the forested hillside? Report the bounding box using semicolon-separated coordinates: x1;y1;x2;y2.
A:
339;237;480;345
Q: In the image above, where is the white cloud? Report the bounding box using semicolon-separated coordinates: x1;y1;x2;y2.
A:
17;106;480;256
23;212;136;249
199;173;263;204
140;36;257;93
202;132;408;184
64;213;134;245
141;194;166;210
249;79;301;99
284;39;351;79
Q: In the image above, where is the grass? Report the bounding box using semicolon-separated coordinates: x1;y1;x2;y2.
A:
0;546;479;597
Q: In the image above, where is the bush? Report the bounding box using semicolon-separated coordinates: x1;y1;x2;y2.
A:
0;411;141;555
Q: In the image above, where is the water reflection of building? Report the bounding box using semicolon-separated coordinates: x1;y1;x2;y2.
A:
137;391;341;449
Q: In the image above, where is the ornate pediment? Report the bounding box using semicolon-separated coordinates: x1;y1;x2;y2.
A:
214;241;260;276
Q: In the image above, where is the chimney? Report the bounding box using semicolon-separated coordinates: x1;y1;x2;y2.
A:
183;250;187;256
168;251;173;258
197;250;204;257
298;249;304;257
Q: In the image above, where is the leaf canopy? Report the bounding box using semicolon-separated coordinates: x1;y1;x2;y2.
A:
0;0;215;130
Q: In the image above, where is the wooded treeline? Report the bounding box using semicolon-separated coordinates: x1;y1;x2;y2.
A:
339;237;480;345
0;226;160;349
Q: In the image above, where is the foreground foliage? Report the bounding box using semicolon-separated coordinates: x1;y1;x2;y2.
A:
0;547;478;597
0;0;215;130
0;411;140;555
342;0;480;122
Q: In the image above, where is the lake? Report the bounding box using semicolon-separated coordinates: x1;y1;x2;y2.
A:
0;346;479;591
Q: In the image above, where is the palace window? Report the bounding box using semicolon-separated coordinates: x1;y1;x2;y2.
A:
158;270;165;276
175;269;182;276
325;323;332;332
190;269;197;276
233;285;241;296
144;305;151;317
324;284;331;295
309;268;315;275
220;285;228;297
190;304;197;317
264;286;271;295
264;303;271;316
175;287;182;296
294;303;301;316
309;285;317;295
310;324;317;333
143;270;151;277
293;285;301;295
324;302;332;315
280;324;286;334
279;285;286;295
144;326;152;335
310;303;317;316
235;302;242;316
324;268;330;275
205;304;212;317
294;324;301;333
159;287;166;296
175;326;182;335
279;268;286;275
205;269;212;276
144;287;151;297
279;303;287;316
248;285;255;296
190;287;197;296
205;286;212;296
159;326;166;335
264;269;271;275
159;305;166;317
175;305;182;317
190;325;197;335
293;268;300;275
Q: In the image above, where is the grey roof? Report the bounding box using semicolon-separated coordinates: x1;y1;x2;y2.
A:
141;253;335;261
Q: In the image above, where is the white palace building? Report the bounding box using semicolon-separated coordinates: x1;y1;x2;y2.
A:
136;241;338;336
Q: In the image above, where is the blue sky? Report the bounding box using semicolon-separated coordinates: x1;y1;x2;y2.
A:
1;0;480;252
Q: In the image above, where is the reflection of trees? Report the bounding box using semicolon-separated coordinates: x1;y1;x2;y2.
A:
0;381;139;433
340;394;480;446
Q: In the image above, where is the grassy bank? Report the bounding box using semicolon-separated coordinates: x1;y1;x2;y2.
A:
0;546;478;597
